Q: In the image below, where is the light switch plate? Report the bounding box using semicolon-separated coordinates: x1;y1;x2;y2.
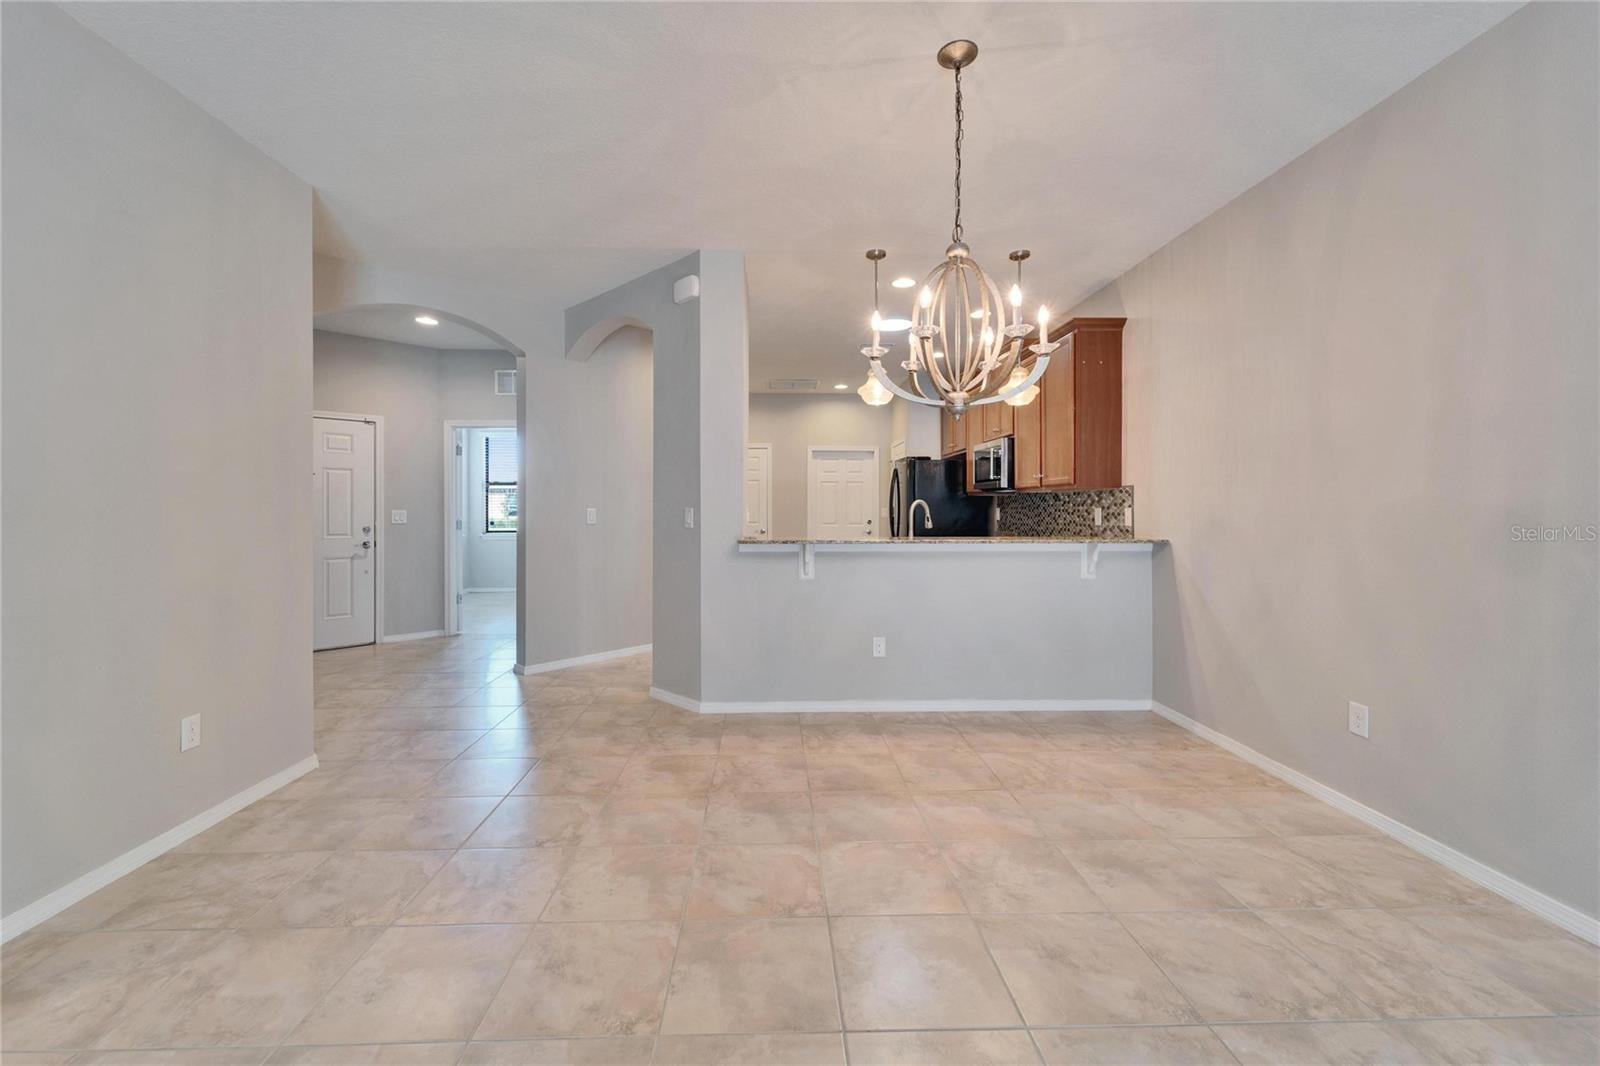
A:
1093;506;1104;527
684;507;696;529
180;714;201;752
872;636;887;658
391;510;407;524
586;508;597;525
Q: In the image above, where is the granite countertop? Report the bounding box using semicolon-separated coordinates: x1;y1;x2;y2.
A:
737;536;1167;546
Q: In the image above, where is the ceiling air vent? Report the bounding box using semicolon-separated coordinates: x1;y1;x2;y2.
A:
494;369;516;396
767;379;819;392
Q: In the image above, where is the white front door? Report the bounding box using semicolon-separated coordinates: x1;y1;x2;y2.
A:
808;447;878;539
313;416;377;649
743;444;772;540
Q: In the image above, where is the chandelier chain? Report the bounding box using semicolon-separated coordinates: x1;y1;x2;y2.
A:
952;63;964;244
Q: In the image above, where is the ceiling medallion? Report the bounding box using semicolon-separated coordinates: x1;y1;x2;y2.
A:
860;39;1057;417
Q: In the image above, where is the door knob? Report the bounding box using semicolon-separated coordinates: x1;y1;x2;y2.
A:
360;540;372;550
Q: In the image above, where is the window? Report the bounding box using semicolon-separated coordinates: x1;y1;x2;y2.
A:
483;429;518;533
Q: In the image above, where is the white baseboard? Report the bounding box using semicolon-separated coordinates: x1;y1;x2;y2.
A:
380;629;446;643
1151;701;1600;946
463;587;515;593
516;643;653;676
649;687;1151;715
0;753;320;943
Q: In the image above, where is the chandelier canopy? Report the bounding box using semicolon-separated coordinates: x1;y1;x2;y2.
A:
860;40;1057;417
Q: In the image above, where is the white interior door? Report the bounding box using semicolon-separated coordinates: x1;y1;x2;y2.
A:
313;416;377;649
743;444;772;539
808;447;878;539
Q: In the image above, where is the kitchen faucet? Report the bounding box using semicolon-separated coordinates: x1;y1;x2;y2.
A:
908;498;933;539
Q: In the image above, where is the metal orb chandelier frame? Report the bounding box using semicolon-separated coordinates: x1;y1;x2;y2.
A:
861;39;1058;418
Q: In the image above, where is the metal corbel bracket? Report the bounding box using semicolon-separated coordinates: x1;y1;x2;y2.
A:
1081;542;1103;579
799;543;816;580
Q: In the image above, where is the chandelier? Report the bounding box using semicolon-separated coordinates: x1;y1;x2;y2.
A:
860;40;1057;417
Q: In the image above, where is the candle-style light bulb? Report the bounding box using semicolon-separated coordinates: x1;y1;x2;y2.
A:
871;310;883;332
1009;284;1022;329
1037;306;1050;346
920;286;933;309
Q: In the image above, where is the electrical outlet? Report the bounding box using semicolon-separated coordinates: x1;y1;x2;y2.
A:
180;714;202;752
684;507;696;529
585;508;597;525
1124;505;1134;528
1348;701;1370;739
872;636;887;658
1093;506;1104;527
391;510;407;524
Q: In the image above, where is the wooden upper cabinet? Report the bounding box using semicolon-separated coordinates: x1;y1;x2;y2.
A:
1012;372;1042;489
1024;317;1125;490
1038;331;1077;487
940;405;967;457
979;398;1013;443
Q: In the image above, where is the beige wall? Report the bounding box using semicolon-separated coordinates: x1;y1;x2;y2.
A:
1074;3;1598;918
2;6;313;917
748;393;894;539
312;331;516;635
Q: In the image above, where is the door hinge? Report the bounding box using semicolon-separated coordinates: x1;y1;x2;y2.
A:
456;593;463;605
455;518;463;530
455;444;463;456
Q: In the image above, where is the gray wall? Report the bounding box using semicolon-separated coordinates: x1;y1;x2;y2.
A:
312;330;515;637
558;262;694;686
747;394;894;539
891;398;942;462
465;427;516;589
1;6;313;916
517;323;654;668
1074;3;1598;918
705;548;1153;704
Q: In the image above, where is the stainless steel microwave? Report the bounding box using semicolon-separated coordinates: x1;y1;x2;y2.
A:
971;435;1013;492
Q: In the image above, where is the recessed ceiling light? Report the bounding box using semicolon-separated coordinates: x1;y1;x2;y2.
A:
414;314;439;326
876;317;913;331
833;383;848;390
890;277;916;289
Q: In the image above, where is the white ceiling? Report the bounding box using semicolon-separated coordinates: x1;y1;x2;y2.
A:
66;2;1516;391
314;304;512;351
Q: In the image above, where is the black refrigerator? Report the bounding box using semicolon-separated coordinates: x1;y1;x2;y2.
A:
888;456;991;537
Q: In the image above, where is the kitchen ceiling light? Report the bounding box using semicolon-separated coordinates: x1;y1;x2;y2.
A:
858;40;1055;417
857;371;892;406
414;314;439;326
890;276;916;289
833;383;848;390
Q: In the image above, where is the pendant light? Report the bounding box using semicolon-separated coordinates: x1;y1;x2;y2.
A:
858;40;1057;417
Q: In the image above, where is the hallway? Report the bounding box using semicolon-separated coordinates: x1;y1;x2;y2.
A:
459;590;515;639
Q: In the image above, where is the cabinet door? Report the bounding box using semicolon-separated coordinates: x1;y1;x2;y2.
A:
1039;333;1077;487
980;399;1013;442
940;408;954;456
949;407;968;456
1012;379;1042;490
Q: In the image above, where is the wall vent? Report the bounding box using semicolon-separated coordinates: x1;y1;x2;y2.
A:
766;379;819;392
494;369;516;396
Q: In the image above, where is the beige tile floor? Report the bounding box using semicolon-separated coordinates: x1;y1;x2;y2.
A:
4;625;1597;1065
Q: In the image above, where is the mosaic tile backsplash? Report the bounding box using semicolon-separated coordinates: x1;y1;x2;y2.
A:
996;486;1136;539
